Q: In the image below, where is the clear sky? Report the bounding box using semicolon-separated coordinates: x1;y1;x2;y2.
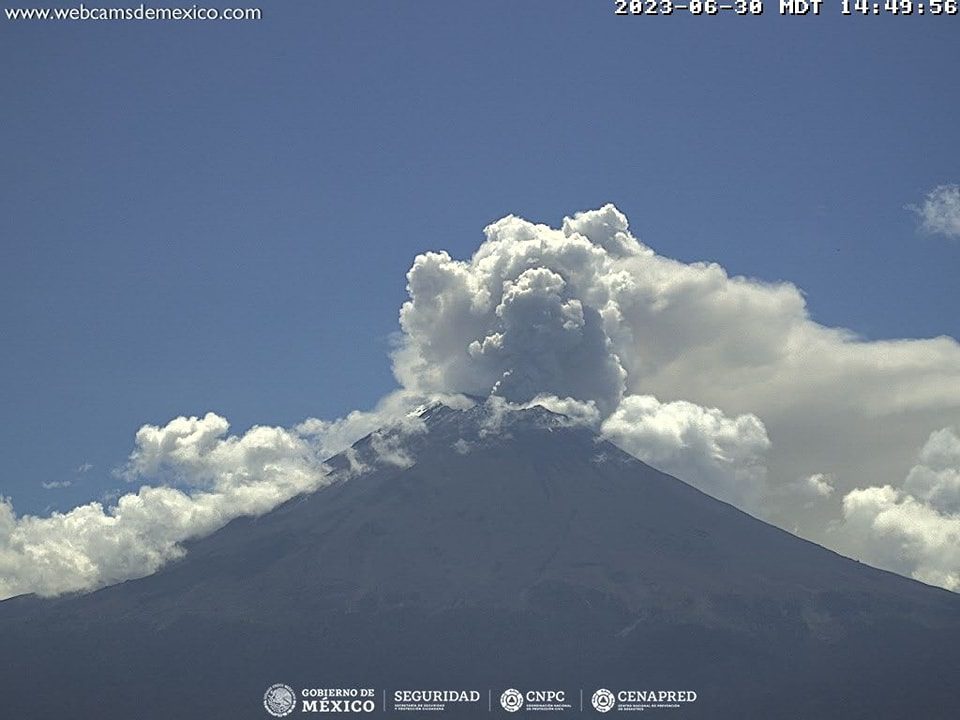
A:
2;1;958;516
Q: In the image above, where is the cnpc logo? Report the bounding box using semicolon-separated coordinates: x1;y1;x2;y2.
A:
500;689;524;712
500;688;567;712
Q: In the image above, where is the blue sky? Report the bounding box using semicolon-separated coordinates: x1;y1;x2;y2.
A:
2;2;958;516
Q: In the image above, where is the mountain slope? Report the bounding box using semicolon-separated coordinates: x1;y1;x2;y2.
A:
2;403;958;718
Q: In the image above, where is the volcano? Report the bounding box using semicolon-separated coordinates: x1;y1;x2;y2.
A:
2;402;959;718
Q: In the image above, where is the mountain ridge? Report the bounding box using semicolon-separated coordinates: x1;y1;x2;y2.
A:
1;401;958;718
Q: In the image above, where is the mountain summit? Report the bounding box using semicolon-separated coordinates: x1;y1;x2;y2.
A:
2;402;959;718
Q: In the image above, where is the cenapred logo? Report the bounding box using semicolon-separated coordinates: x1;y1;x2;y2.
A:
591;688;616;713
264;683;297;717
500;688;524;712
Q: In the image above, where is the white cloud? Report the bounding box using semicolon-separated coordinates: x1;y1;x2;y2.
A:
800;473;835;499
837;427;960;590
903;426;960;514
41;481;72;490
36;462;93;491
601;395;770;512
912;184;960;239
0;414;331;599
840;485;960;592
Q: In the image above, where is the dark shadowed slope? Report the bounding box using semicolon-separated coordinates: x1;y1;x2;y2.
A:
2;403;959;718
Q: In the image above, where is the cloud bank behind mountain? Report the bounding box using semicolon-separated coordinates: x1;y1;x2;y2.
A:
2;205;959;598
